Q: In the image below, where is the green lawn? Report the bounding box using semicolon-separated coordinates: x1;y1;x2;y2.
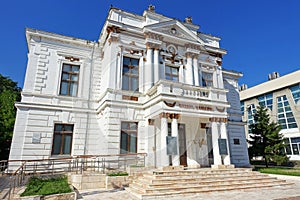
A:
21;176;72;197
255;167;300;176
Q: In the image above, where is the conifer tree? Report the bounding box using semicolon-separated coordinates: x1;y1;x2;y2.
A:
248;106;288;167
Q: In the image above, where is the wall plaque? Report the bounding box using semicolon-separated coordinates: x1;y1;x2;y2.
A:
166;136;178;155
218;138;228;155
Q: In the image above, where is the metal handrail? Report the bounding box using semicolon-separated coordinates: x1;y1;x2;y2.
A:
4;153;146;199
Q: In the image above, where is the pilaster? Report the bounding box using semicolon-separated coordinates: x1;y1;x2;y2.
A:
153;49;160;84
159;113;169;167
171;115;180;166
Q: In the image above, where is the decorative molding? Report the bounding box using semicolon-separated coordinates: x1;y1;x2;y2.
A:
164;101;176;107
209;117;228;123
65;56;80;62
159;112;180;119
216;107;225;113
122;95;138;101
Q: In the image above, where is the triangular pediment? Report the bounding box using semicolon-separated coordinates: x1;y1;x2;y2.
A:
143;20;204;44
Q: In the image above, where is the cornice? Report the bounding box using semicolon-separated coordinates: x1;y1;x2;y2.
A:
26;28;98;51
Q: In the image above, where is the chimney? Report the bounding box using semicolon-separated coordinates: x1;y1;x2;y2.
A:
268;72;280;80
239;84;248;91
148;5;155;12
185;16;193;24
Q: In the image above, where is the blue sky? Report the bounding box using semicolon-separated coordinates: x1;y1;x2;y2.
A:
1;0;300;88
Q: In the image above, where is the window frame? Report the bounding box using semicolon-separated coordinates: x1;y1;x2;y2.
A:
277;95;297;129
51;124;74;156
257;93;273;110
120;122;138;154
202;71;213;87
290;84;300;103
122;56;139;92
59;63;80;97
165;65;179;82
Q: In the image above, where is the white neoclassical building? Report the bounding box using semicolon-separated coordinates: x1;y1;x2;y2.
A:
9;6;249;168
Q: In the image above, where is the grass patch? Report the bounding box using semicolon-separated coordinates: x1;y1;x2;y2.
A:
21;176;72;197
129;165;144;168
255;166;300;176
107;172;128;176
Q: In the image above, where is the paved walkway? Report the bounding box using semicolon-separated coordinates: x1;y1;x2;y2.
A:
77;175;300;200
0;176;10;199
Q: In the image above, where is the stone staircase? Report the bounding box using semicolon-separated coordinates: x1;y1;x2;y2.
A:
126;168;293;200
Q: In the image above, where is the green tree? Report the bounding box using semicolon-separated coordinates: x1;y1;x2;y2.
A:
248;106;288;167
0;74;21;160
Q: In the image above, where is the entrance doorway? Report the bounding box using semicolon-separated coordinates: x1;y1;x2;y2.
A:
178;124;187;166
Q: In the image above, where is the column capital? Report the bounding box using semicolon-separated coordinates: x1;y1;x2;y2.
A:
159;112;180;119
209;117;228;123
170;113;180;119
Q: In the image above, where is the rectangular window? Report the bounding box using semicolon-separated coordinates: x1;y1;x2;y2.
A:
247;104;256;133
240;101;244;115
52;124;73;155
60;64;80;97
122;57;139;91
120;122;138;154
202;72;213;87
277;95;297;129
233;139;240;145
165;65;179;82
290;84;300;103
257;93;273;110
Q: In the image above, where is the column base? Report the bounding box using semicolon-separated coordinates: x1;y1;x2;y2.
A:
211;164;235;169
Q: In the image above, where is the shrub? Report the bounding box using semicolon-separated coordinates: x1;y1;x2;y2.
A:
21;176;72;197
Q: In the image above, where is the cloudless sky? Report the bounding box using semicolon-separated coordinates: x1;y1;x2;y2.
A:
1;0;300;88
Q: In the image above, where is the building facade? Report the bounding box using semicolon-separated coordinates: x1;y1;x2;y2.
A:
240;71;300;161
9;6;249;168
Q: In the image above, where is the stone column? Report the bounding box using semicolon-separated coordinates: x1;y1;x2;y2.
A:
171;115;180;166
185;56;194;85
160;113;169;166
220;122;231;165
198;63;203;86
193;57;199;86
211;121;222;165
145;48;153;91
116;50;122;90
179;64;185;83
153;49;160;84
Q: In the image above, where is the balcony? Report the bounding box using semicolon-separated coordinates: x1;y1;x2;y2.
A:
147;80;228;102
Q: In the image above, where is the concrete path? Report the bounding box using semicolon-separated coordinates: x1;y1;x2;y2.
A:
77;175;300;200
0;176;11;199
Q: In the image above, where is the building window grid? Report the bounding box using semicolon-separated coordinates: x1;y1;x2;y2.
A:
165;65;179;82
290;84;300;103
240;101;244;115
52;124;73;155
122;57;139;91
247;104;256;133
120;122;138;154
60;64;80;97
277;95;297;129
257;93;273;110
284;137;300;155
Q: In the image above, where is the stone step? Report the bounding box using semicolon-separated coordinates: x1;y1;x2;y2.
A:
126;168;294;200
152;168;252;175
142;171;264;180
126;181;292;200
130;179;290;195
131;177;286;192
134;175;277;186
